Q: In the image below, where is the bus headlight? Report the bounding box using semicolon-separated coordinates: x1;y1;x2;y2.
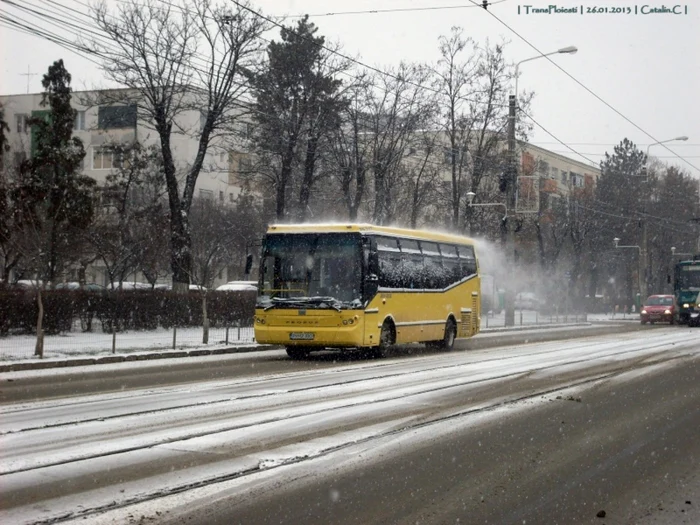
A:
664;310;671;315
641;309;647;314
684;303;690;308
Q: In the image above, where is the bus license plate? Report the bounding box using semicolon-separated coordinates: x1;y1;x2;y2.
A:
289;332;315;341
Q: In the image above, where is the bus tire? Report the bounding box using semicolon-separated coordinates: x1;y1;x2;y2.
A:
286;346;311;359
438;318;457;350
373;321;395;358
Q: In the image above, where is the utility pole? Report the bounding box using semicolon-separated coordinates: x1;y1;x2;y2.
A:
639;174;648;303
641;136;688;300
504;94;517;327
20;66;37;94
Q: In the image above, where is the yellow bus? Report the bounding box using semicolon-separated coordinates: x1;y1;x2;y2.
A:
254;224;481;358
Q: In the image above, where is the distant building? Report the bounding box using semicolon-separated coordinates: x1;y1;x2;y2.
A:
0;88;255;288
0;88;253;203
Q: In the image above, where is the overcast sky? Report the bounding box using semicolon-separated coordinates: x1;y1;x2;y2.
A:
1;0;698;175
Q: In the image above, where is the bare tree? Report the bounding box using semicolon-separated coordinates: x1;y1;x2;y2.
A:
329;77;372;221
432;31;530;233
87;142;168;289
363;64;435;225
85;0;269;292
392;131;444;228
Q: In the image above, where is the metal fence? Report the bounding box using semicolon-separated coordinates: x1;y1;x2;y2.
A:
482;309;589;329
0;319;255;361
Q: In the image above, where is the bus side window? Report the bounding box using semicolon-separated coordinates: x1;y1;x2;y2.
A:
398;239;422;289
421;241;443;290
377;237;401;288
439;244;460;286
457;245;477;277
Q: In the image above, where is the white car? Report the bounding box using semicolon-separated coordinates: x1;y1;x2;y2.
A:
215;280;258;292
514;292;542;310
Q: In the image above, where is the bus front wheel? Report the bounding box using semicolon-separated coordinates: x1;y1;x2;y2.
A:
286;346;311;359
372;321;395;358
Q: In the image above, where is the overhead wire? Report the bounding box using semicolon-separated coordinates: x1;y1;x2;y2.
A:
284;1;509;18
464;0;699;174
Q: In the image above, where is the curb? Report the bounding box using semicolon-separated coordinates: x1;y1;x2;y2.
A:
0;345;272;373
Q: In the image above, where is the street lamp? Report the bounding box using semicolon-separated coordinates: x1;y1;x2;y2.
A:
643;136;689;179
613;237;643;304
503;45;577;327
637;135;689;301
466;191;508;221
514;46;578;110
671;247;693;257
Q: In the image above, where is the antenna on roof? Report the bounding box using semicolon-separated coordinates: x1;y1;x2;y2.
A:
20;66;37;94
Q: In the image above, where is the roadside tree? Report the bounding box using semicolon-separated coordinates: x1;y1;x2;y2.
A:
86;0;269;292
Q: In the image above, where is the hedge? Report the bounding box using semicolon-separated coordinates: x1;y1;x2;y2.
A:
0;289;257;335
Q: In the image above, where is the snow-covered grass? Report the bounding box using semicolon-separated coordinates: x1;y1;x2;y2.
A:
0;323;255;361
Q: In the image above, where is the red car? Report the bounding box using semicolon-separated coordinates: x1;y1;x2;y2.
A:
640;295;675;325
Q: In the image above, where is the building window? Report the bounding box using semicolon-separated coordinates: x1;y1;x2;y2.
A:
74;110;86;131
98;105;136;130
199;189;214;200
92;147;115;170
229;193;234;203
13;151;26;167
15;114;29;133
74;111;86;131
219;190;224;202
238;156;252;175
561;171;568;183
242;121;253;139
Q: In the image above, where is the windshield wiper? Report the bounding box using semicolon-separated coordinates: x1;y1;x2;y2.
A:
262;296;342;311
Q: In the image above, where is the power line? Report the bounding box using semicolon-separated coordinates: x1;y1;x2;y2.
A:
283;1;508;18
467;0;699;174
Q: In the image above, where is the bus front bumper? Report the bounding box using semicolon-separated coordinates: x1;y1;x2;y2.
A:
254;312;367;347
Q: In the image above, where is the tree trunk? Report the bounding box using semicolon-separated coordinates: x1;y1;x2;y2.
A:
202;293;209;344
159;118;192;293
298;135;319;222
34;288;44;358
373;168;386;225
170;218;192;294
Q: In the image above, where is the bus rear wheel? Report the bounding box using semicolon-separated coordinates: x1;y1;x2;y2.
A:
438;318;457;350
286;346;311;359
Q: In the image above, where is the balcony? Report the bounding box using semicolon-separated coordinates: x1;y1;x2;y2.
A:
540;179;559;193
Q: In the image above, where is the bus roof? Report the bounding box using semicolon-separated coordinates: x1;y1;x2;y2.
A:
267;223;476;245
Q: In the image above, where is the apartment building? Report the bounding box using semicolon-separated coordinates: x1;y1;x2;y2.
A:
0;89;253;202
0;88;254;287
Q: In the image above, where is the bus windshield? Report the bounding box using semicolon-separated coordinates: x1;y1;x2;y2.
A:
259;233;363;308
677;265;700;290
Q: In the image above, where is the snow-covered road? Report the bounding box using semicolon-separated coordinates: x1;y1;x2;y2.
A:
0;327;698;524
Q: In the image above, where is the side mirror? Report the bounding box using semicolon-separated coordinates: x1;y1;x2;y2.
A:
244;254;253;275
366;274;379;283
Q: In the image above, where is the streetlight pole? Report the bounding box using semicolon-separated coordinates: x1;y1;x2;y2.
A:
639;136;688;301
613;237;642;306
504;45;577;326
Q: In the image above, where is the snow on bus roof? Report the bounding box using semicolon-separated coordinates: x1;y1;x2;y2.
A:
267;223;476;245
